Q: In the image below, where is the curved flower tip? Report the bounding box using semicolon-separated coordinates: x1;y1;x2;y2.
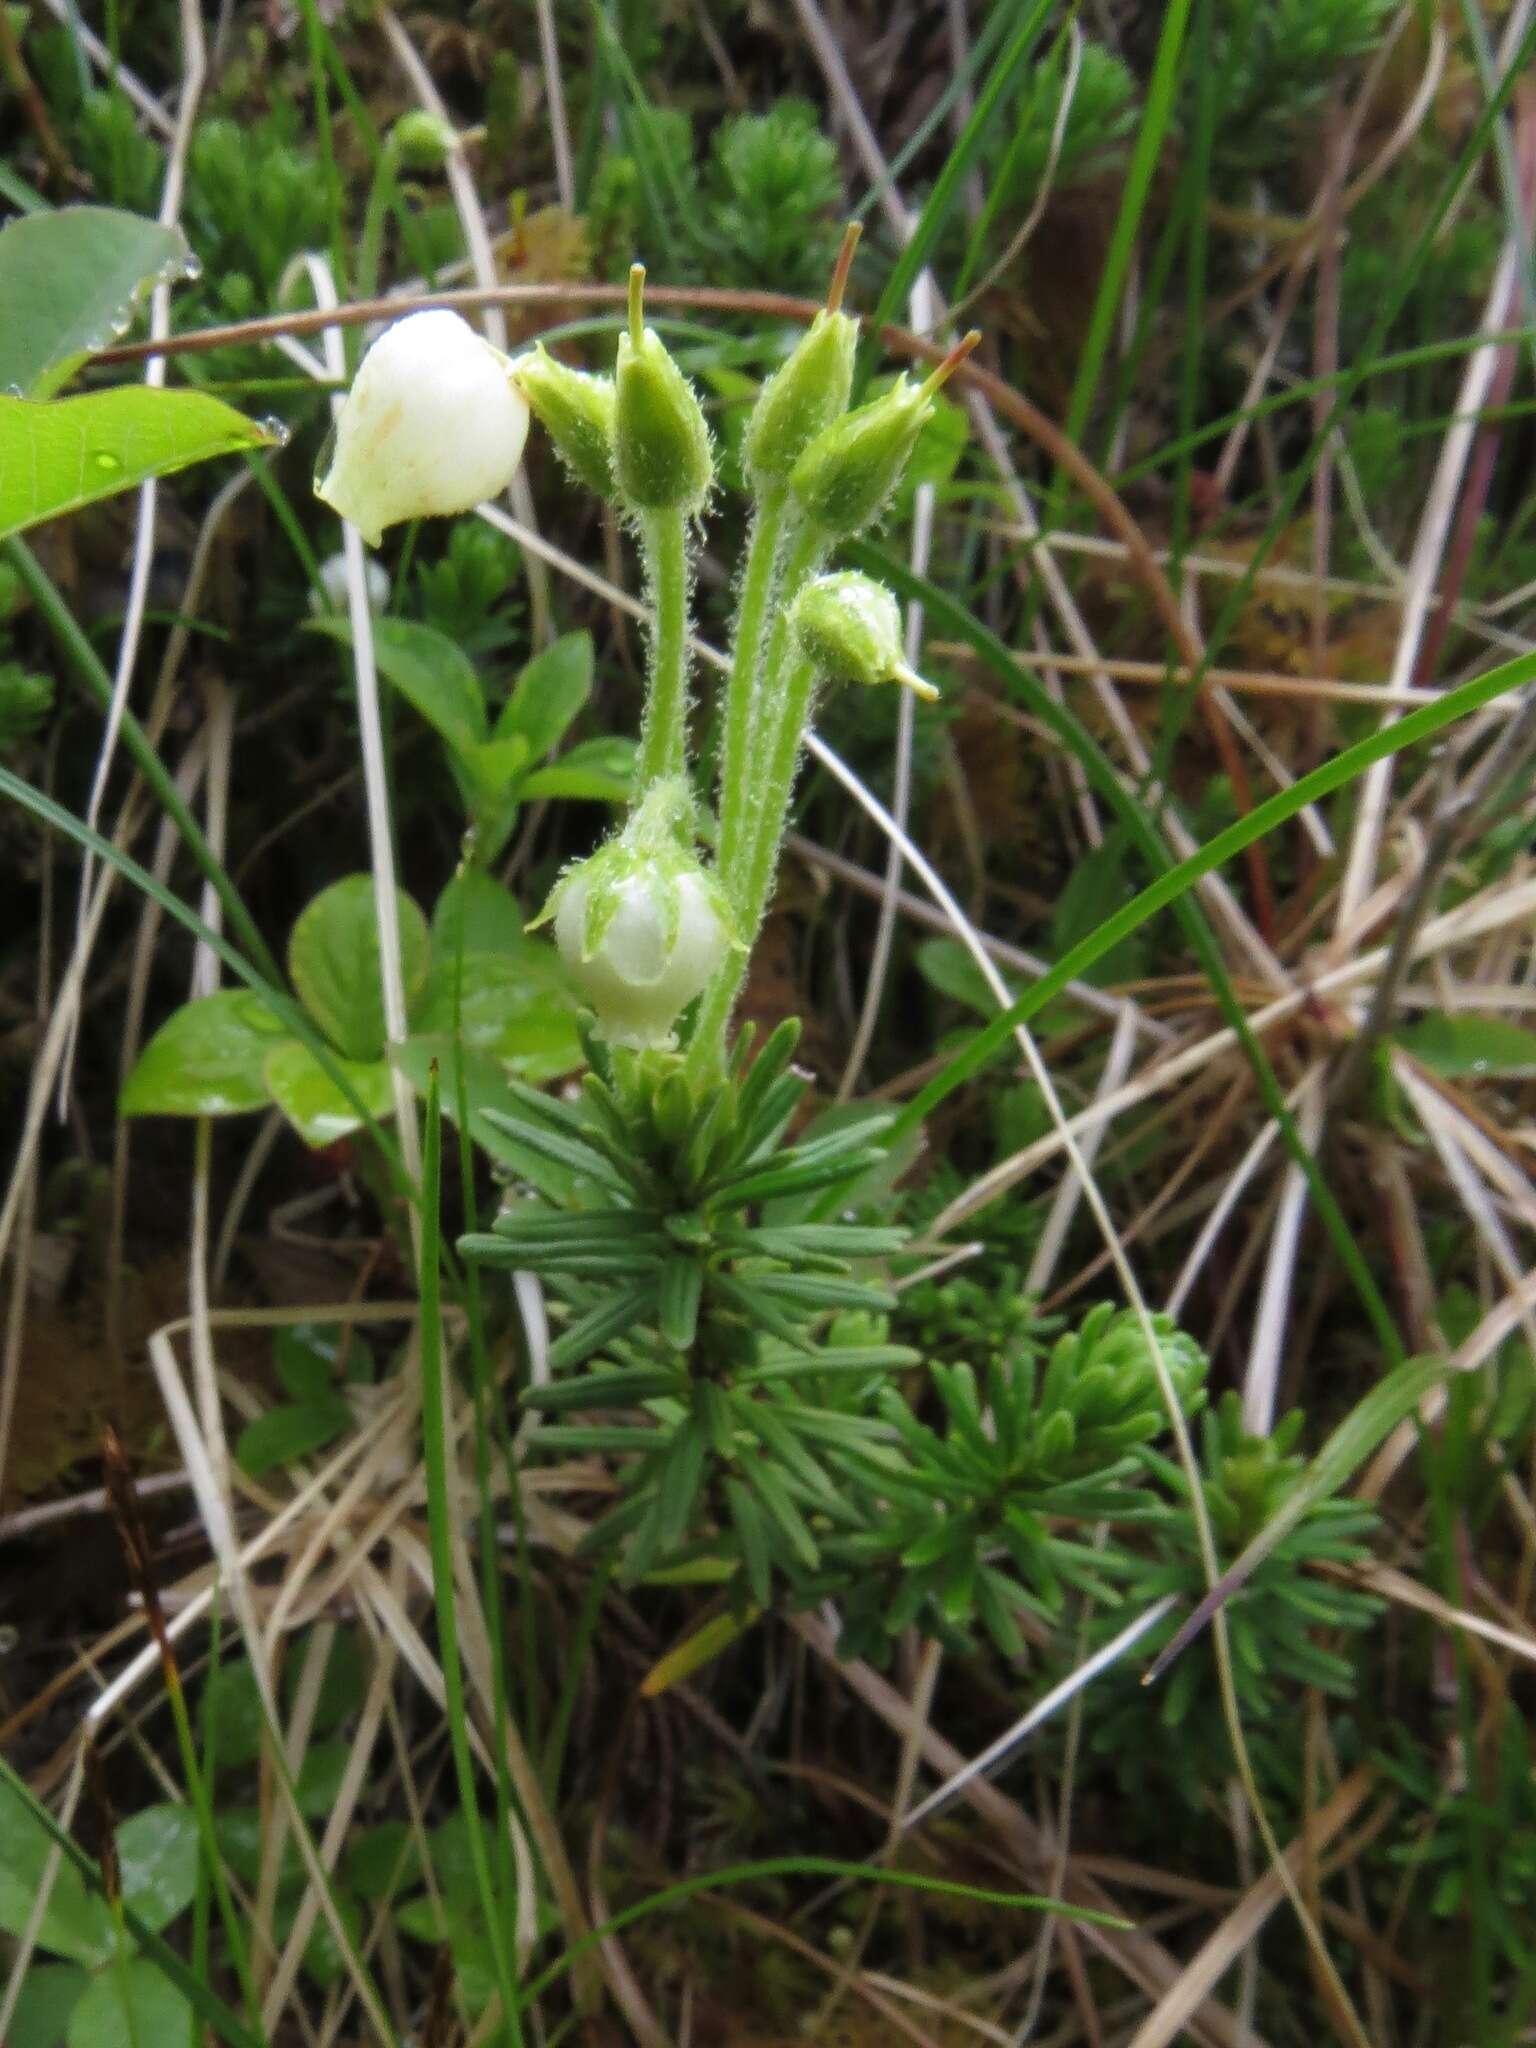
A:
315;309;529;547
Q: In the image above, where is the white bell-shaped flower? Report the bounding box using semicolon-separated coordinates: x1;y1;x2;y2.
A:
539;781;736;1050
555;865;727;1050
315;309;529;546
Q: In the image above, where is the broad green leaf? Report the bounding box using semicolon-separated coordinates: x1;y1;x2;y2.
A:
1051;829;1147;986
287;876;430;1063
495;630;593;759
463;735;532;857
212;1809;301;1890
203;1661;264;1769
309;616;486;760
0;206;191;398
67;1963;192;2048
519;734;636;804
1394;1011;1536;1078
9;1962;88;2048
345;1821;420;1901
465;734;531;795
117;1805;198;1935
0;388;275;542
120;990;287;1119
411;950;581;1072
295;1740;351;1817
431;869;536;957
264;1041;395;1147
916;936;1013;1018
235;1394;354;1477
282;1630;368;1732
0;1780;113;1964
275;1322;357;1401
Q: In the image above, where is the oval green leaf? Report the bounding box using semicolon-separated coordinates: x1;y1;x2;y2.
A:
309;615;487;760
0;387;276;542
66;1958;193;2048
120;990;288;1119
1394;1011;1536;1078
117;1805;198;1935
287;875;430;1063
9;1962;89;2048
410;950;581;1074
0;1780;113;1965
495;629;593;758
518;734;635;805
0;206;191;398
236;1395;354;1478
264;1041;396;1148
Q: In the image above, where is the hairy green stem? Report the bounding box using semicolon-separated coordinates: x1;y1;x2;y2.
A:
738;520;829;871
687;520;827;1076
634;506;691;792
739;654;820;944
715;479;790;888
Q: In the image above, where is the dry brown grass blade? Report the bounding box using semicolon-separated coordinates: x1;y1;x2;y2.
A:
791;1613;1263;2048
1125;1768;1375;2048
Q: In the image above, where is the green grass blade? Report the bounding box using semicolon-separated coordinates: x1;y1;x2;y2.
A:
882;641;1536;1151
854;542;1404;1359
863;0;1055;353
1059;0;1193;461
418;1060;525;2046
517;1856;1130;2010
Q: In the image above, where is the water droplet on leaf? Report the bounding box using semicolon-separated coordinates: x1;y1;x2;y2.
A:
258;415;292;450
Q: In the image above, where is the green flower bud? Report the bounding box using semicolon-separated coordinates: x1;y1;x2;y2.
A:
788;331;979;539
742;310;858;484
790;572;938;701
613;266;714;513
512;343;618;501
788;377;929;538
388;110;456;171
536;781;735;1049
742;223;863;484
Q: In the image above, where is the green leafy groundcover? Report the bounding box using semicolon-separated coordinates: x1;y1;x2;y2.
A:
120;872;583;1147
0;1779;200;2048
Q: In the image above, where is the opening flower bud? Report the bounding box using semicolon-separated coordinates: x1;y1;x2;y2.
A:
743;225;862;483
790;572;938;700
538;782;735;1049
315;309;530;547
743;312;858;484
512;344;618;501
613;267;714;513
788;331;979;540
787;378;929;538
